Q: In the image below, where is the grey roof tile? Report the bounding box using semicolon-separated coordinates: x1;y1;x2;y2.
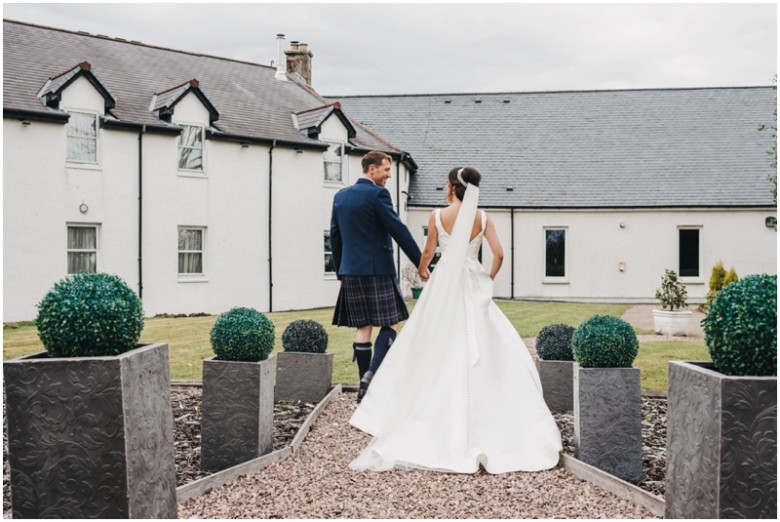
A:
3;20;399;153
333;88;777;208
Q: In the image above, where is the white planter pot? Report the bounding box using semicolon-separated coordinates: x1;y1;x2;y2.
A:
652;309;692;336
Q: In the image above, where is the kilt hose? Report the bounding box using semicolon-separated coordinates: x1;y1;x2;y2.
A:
333;275;409;328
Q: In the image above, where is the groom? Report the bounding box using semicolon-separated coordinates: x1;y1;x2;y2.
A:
330;151;422;402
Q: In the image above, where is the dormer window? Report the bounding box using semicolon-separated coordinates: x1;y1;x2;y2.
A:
178;125;204;171
324;141;343;183
66;111;98;163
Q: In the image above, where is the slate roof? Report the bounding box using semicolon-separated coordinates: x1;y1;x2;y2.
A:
333;88;777;208
3;19;402;154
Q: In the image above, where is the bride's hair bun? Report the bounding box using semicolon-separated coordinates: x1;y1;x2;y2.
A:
448;166;481;201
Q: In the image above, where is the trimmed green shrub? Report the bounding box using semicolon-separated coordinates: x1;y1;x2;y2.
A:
36;273;144;357
281;319;328;353
655;269;688;310
536;323;575;361
572;315;639;368
210;307;275;362
702;274;777;376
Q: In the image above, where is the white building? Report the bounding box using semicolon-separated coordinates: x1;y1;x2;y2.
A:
3;21;416;322
336;89;777;303
3;20;777;322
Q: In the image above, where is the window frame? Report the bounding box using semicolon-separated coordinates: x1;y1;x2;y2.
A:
323;140;345;185
177;123;206;175
66;223;99;274
65;110;100;166
543;226;568;283
177;226;206;280
323;230;336;277
678;226;703;282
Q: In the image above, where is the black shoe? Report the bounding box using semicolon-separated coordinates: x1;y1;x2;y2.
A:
357;370;374;403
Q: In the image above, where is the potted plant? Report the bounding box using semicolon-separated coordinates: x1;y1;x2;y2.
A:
201;307;276;472
3;273;177;519
572;315;642;483
401;263;424;298
665;274;776;518
535;323;576;411
653;269;692;336
275;319;333;403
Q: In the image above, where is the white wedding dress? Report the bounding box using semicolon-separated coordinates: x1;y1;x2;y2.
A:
349;181;562;474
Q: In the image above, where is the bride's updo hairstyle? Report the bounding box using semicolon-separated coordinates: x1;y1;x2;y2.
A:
448;166;481;201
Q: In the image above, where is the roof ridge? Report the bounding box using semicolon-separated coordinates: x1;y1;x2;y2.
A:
3;18;275;71
329;85;775;99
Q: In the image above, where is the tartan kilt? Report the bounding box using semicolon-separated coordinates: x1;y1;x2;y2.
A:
333;275;409;327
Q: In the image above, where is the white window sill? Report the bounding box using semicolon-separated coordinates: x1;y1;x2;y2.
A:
324;273;338;280
66;162;102;172
178;275;208;283
178;171;207;179
323;181;345;188
543;277;569;285
680;278;705;285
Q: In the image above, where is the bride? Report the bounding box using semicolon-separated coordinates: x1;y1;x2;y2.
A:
349;166;562;474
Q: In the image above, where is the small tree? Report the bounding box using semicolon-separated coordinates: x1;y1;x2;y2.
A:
655;269;688;311
702;261;727;312
723;268;739;288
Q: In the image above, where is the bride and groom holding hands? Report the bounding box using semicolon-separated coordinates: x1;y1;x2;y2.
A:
330;151;562;474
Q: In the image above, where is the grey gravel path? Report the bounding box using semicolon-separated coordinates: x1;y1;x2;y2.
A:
178;393;657;519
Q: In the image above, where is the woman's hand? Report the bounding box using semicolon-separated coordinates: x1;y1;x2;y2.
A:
418;266;431;283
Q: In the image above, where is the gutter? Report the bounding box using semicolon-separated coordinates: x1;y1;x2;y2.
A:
207;129;327;151
268;140;277;312
3;107;69;123
138;125;146;298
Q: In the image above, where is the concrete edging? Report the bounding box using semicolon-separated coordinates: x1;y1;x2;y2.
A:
176;383;343;503
559;453;665;517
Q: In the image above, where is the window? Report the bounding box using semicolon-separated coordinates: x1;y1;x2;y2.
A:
66;112;98;163
178;125;204;171
323;141;343;183
178;228;204;274
679;228;700;277
545;229;566;277
324;231;335;273
67;225;97;274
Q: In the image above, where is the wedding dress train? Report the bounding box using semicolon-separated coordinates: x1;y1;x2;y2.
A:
349;181;562;474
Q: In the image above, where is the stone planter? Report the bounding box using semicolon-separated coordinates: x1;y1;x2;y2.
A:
573;364;643;483
535;359;573;411
3;343;177;519
652;309;692;336
666;361;777;519
275;351;333;403
201;355;275;472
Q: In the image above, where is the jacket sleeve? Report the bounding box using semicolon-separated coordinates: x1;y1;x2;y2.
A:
374;188;422;268
330;199;342;276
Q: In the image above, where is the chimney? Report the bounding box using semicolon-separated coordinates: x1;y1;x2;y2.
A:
275;34;287;81
285;41;313;86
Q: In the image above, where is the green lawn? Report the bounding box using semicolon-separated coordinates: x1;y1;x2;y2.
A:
3;300;706;390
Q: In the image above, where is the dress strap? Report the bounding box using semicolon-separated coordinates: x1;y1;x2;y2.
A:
434;208;443;232
480;210;487;232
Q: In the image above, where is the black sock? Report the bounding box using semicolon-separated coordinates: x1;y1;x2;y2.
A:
369;327;396;374
353;342;372;380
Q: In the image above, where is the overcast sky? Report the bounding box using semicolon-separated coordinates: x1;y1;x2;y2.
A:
3;2;777;96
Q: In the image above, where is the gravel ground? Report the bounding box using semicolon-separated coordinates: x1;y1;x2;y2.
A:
178;393;658;519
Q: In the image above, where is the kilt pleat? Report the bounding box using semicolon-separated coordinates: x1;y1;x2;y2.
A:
333;275;409;327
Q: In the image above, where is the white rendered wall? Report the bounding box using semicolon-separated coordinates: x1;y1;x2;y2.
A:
407;207;778;303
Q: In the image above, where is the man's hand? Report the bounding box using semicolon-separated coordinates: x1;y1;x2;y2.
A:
418;267;431;283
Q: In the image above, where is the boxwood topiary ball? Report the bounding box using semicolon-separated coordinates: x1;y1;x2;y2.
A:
703;274;777;376
536;323;576;361
210;307;275;362
572;315;639;368
281;319;328;353
36;273;144;358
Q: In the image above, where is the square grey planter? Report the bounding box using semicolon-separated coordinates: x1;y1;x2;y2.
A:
666;361;777;519
275;351;333;403
3;343;177;519
201;355;275;472
573;364;643;483
535;359;574;411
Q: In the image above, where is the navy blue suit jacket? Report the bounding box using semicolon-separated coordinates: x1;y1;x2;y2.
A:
330;178;422;276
